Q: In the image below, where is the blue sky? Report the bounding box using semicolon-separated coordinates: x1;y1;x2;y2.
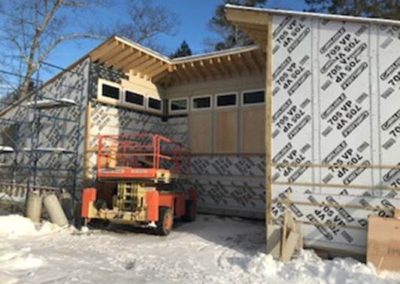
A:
47;0;307;72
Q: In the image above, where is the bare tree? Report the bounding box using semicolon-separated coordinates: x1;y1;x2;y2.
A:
0;0;179;101
107;0;179;52
0;0;107;99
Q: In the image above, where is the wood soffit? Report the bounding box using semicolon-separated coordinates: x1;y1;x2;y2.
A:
225;6;270;50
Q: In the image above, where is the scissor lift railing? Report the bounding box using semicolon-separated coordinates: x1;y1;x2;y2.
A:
96;133;189;182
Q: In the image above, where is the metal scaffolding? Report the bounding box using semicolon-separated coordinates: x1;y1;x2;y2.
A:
0;63;84;212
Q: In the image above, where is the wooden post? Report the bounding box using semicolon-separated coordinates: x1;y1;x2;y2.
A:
265;15;276;255
83;102;92;182
265;15;273;226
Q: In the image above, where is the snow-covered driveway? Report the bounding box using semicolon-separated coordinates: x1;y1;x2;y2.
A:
0;214;399;284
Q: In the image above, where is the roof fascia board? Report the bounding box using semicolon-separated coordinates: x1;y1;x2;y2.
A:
225;4;400;26
225;6;270;27
171;45;260;64
114;36;171;64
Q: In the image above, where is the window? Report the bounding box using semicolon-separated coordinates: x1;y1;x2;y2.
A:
192;96;212;110
242;90;265;105
216;93;237;108
169;98;188;113
148;97;162;111
97;79;121;103
102;84;120;100
125;90;144;107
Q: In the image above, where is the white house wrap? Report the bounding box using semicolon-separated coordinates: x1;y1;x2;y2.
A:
226;5;400;254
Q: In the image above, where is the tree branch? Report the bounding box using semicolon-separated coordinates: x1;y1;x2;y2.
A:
38;33;106;63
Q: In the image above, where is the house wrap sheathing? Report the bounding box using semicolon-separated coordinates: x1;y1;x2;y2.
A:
226;5;400;254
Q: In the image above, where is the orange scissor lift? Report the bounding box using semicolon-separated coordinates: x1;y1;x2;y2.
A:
81;133;197;235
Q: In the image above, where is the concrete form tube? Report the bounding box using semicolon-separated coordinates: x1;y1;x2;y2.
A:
43;194;68;227
26;191;42;223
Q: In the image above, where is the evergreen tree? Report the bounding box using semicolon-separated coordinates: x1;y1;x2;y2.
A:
170;41;193;58
305;0;400;20
209;0;267;51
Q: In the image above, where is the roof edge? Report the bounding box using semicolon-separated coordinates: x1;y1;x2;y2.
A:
225;4;400;26
171;45;260;64
114;36;171;64
89;36;262;68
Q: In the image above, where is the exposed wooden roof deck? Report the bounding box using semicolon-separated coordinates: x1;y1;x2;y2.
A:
89;36;266;87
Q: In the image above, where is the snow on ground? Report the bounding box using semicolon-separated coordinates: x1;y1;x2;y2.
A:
0;215;61;238
0;214;399;284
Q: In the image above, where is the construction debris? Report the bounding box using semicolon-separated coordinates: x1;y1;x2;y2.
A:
267;210;303;262
281;211;303;262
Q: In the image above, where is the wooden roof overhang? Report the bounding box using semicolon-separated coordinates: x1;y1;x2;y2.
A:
225;5;270;50
88;36;266;88
226;3;400;30
89;36;171;80
157;46;266;87
225;4;400;49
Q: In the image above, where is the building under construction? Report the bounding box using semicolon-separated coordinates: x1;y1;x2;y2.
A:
1;5;400;263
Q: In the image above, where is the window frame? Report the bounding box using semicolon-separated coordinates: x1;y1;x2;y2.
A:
191;95;212;111
147;96;163;114
215;92;238;109
169;97;189;114
241;89;265;107
97;78;121;104
122;88;146;110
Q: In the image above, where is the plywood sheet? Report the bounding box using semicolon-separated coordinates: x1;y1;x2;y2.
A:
214;110;238;153
189;112;212;153
367;216;400;271
241;107;265;153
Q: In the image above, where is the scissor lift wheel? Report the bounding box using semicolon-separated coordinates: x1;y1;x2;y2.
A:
156;207;174;236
